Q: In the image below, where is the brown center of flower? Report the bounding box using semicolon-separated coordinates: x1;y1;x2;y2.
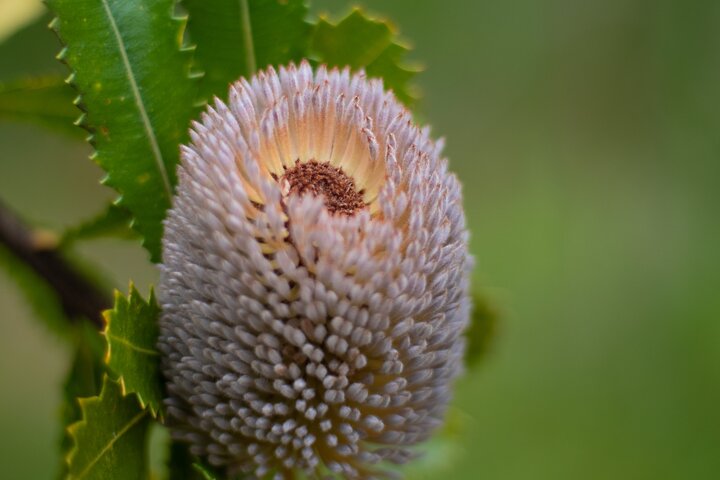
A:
280;160;366;216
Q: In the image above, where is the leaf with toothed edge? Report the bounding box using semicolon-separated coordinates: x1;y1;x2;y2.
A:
59;322;105;479
46;0;199;262
183;0;312;102
310;8;422;106
103;283;163;418
0;75;83;139
61;202;136;246
66;375;151;480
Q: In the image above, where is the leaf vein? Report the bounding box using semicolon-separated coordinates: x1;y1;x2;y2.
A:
100;0;173;200
107;332;159;356
239;0;257;75
74;409;149;479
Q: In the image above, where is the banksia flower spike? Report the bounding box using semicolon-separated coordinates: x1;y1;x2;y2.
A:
158;61;472;479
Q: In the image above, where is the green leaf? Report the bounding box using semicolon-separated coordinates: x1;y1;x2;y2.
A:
66;375;152;480
166;442;229;480
103;283;163;417
60;323;106;479
465;293;499;366
310;9;421;105
192;462;221;480
47;0;199;262
61;203;136;246
168;442;205;480
0;13;66;82
0;75;83;138
183;0;312;101
61;324;106;430
0;242;67;336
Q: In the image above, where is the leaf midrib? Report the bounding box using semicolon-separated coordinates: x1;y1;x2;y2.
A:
239;0;257;75
73;409;149;479
100;0;172;200
107;331;159;356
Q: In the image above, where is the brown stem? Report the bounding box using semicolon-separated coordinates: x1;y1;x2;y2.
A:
0;198;110;328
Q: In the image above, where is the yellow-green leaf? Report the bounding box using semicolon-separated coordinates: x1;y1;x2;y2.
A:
193;462;221;480
0;243;67;336
0;75;82;138
310;9;421;105
66;375;151;480
103;283;163;417
61;203;136;246
59;323;106;479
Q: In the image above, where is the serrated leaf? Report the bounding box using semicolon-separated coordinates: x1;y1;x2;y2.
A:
103;283;162;417
47;0;198;262
61;203;136;246
66;375;152;480
59;323;106;479
0;75;82;138
183;0;312;101
465;293;499;366
61;323;106;431
310;9;421;105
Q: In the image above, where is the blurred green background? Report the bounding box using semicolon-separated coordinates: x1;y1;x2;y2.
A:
1;0;719;478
